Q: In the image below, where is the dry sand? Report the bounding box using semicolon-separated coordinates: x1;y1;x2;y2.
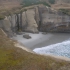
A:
12;32;70;61
12;32;70;50
12;32;53;49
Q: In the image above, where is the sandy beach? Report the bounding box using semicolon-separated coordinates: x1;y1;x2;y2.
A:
12;32;70;50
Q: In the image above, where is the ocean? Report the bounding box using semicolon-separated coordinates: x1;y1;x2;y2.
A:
33;40;70;58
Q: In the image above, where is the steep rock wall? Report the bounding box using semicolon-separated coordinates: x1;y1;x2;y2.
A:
0;8;39;37
24;9;38;33
38;5;70;32
0;5;70;37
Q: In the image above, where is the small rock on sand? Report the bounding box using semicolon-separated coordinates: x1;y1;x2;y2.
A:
23;34;31;39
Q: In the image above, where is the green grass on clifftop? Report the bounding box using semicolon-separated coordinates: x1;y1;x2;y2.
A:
59;9;70;16
21;0;51;7
0;29;70;70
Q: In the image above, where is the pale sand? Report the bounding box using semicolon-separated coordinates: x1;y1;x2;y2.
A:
13;32;70;50
12;32;53;49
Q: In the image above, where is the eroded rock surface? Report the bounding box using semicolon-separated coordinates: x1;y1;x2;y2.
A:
23;9;39;33
0;5;70;37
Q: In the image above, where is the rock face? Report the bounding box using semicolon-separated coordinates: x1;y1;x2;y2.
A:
0;7;39;37
38;5;70;32
22;9;39;33
0;5;70;37
0;15;17;37
2;17;14;37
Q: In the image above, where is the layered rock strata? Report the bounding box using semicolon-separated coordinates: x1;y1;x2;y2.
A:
0;5;70;37
38;5;70;32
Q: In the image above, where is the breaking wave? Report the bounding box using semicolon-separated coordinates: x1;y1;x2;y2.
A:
33;40;70;58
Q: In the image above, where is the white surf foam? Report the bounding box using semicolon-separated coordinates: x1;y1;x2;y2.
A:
33;40;70;58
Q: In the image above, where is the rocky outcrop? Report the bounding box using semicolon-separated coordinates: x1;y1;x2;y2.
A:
23;34;31;39
0;5;70;37
22;9;39;33
2;17;14;37
0;15;17;37
0;7;39;37
38;5;70;32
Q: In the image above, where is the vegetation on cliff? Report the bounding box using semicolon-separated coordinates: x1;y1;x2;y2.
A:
59;9;70;15
48;0;55;4
0;15;5;20
0;29;70;70
21;0;51;7
0;7;22;20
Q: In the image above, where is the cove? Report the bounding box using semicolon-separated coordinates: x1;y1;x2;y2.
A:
13;32;70;58
33;40;70;58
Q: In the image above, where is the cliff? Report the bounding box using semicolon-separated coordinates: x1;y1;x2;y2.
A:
0;7;39;37
0;5;70;37
38;5;70;32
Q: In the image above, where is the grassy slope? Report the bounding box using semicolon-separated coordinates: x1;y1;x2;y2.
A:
0;0;22;20
0;29;70;70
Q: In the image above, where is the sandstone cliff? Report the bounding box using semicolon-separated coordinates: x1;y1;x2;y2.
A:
39;5;70;32
0;6;39;37
0;5;70;37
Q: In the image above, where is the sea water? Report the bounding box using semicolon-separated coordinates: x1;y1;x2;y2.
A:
33;40;70;58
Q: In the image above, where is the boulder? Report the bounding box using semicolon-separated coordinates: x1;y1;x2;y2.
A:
23;34;31;39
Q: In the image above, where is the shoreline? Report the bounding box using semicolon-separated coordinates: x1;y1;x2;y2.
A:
42;54;70;61
14;41;70;61
12;32;70;50
32;33;70;49
12;32;70;61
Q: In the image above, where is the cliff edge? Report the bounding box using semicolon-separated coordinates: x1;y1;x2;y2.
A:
0;28;70;70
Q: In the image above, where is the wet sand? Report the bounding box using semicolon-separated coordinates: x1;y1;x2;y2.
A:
12;32;70;50
33;33;70;49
